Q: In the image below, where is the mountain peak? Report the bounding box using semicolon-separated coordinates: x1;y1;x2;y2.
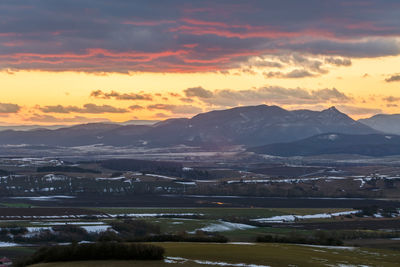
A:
320;106;349;119
325;106;340;113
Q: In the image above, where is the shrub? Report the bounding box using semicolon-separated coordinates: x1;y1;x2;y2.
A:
127;233;228;243
97;230;123;242
256;231;343;246
9;227;28;235
37;166;101;174
100;159;182;177
110;219;160;237
358;205;379;216
13;225;97;244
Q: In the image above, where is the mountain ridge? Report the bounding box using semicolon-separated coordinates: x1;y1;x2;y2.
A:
249;133;400;157
0;105;378;147
359;114;400;135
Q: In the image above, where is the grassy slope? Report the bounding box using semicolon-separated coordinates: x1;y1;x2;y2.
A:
30;242;400;267
0;247;36;261
31;261;202;267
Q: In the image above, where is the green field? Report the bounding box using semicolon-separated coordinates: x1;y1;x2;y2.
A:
2;206;399;266
29;242;400;267
0;202;33;208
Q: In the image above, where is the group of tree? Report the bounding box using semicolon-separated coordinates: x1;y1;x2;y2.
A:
37;166;101;174
1;219;228;245
257;231;343;246
15;242;164;266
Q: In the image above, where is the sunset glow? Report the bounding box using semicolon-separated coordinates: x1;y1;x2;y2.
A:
1;0;400;125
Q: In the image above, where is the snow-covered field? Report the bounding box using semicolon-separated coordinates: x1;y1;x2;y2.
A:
35;222;105;226
165;256;271;267
0;211;202;220
227;176;346;184
145;174;177;180
107;212;202;218
197;221;256;232
298;244;357;250
252;210;359;223
25;225;111;235
81;225;111;233
0;241;20;247
10;195;76;201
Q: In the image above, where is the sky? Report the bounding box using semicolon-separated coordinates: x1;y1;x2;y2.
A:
1;0;400;125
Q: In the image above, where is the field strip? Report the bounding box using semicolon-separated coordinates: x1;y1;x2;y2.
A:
165;256;271;267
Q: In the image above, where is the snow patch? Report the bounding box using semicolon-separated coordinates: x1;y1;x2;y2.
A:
165;256;271;267
10;195;75;201
252;210;359;223
0;241;20;247
146;174;176;180
37;222;105;226
197;221;256;232
299;244;357;250
81;225;111;233
107;213;202;218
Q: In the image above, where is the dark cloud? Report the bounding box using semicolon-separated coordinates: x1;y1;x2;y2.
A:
39;104;128;114
385;74;400;82
26;114;110;123
264;69;315;79
0;103;20;113
184;87;214;98
129;105;144;110
286;38;400;58
91;90;152;100
1;1;400;72
168;92;181;97
325;57;352;66
180;97;194;103
250;60;283;68
383;96;400;102
182;86;351;107
284;54;327;73
155;112;169;118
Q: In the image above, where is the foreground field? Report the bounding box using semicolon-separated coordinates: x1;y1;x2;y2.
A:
31;261;201;267
30;242;400;267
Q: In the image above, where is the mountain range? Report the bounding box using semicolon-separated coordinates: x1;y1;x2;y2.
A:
358;114;400;135
249;133;400;157
0;105;380;148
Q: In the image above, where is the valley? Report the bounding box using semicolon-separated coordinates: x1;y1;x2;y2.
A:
1;105;400;266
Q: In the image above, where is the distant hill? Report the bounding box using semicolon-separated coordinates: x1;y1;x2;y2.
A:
0;105;378;147
121;119;160;125
249;133;400;157
359;114;400;135
0;124;67;131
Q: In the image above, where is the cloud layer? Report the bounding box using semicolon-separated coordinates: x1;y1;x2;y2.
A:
38;104;128;114
0;103;20;113
385;74;400;82
183;86;351;107
1;0;400;73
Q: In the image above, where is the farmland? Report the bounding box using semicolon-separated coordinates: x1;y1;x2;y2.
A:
0;156;400;266
29;242;400;267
